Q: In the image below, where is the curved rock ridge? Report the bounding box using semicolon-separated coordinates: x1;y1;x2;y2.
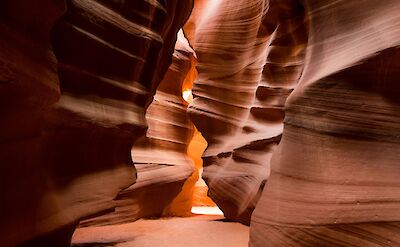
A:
185;0;308;224
78;30;198;226
0;0;192;246
250;0;400;246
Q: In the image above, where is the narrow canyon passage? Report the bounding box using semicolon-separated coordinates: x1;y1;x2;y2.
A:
2;0;400;247
70;29;233;246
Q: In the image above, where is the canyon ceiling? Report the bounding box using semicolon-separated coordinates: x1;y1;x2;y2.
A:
1;0;400;246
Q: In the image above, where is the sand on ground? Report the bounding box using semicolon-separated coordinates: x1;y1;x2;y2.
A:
72;215;249;247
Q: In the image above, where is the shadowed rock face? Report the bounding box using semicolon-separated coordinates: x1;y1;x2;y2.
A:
79;31;198;226
185;0;308;224
0;1;67;246
250;0;400;246
0;0;192;246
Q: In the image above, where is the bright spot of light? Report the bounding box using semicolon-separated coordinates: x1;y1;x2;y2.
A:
182;89;193;103
197;0;222;32
191;206;224;216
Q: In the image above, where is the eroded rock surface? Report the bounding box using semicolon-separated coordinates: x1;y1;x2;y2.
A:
186;0;308;224
0;0;192;246
250;0;400;246
0;1;67;246
79;30;197;226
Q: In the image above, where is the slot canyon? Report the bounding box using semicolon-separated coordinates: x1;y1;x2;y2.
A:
1;0;400;246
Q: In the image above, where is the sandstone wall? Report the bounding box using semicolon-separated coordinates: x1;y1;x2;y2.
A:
0;1;67;246
79;31;198;226
186;0;308;224
0;0;193;246
250;0;400;246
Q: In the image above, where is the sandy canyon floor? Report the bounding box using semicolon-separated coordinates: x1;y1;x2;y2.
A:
72;214;249;247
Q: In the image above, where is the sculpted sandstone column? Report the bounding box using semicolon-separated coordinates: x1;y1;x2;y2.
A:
250;0;400;246
0;0;193;246
79;31;198;226
186;0;307;224
48;0;193;229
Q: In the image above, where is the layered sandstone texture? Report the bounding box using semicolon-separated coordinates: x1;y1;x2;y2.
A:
0;0;193;246
79;31;199;226
250;0;400;246
186;0;308;224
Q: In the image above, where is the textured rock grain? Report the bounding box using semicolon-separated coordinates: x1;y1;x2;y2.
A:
79;30;197;226
0;0;193;246
250;0;400;246
186;0;308;224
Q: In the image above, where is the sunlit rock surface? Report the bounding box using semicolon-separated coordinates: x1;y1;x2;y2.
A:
250;0;400;246
186;0;307;224
0;0;192;246
79;30;197;226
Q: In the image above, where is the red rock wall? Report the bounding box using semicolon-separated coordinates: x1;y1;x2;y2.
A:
250;0;400;246
0;0;193;246
185;0;307;224
0;1;67;246
79;32;198;226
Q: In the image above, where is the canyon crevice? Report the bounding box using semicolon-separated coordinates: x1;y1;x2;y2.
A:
1;0;400;246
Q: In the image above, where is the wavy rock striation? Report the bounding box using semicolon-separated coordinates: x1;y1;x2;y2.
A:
250;0;400;246
79;30;197;226
186;0;308;224
0;0;192;246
